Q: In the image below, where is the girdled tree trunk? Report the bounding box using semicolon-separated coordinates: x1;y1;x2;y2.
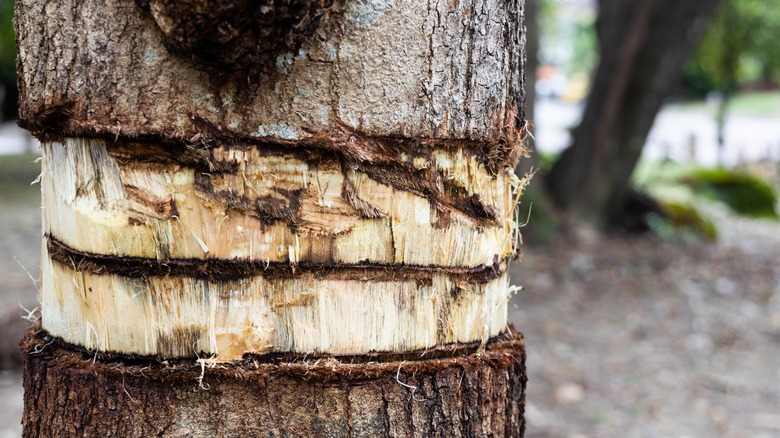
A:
546;0;719;229
16;0;528;435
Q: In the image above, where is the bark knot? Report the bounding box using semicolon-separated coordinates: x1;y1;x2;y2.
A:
136;0;335;72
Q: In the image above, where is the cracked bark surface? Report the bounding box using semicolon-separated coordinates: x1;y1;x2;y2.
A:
16;0;525;143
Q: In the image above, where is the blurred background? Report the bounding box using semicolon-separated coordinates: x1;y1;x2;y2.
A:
1;0;779;436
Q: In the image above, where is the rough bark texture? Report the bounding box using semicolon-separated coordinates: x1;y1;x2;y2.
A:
545;0;718;229
22;326;526;437
15;0;525;143
136;0;335;72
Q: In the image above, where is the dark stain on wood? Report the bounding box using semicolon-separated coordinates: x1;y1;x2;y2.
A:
107;136;504;224
125;184;179;219
155;326;205;357
194;172;305;226
135;0;336;73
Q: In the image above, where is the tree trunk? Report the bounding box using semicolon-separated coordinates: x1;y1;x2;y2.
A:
545;0;719;229
16;0;528;435
22;327;526;437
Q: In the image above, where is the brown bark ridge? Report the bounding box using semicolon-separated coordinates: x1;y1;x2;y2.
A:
22;326;526;437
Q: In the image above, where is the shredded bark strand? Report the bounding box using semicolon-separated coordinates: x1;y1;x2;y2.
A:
46;236;507;283
24;325;525;370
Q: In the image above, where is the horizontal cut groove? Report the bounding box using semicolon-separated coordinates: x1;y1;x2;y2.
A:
47;236;507;283
22;109;527;172
23;325;525;380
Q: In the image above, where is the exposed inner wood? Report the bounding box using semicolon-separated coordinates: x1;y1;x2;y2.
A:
42;247;512;359
40;136;526;359
42;138;524;267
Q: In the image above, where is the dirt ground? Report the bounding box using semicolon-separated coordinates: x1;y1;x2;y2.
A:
0;154;778;436
0;153;40;437
510;215;780;437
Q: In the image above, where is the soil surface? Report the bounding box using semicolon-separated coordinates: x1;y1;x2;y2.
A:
510;209;780;437
1;153;778;436
0;153;40;437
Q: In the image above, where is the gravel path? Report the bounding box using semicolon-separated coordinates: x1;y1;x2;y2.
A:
0;372;23;438
509;217;780;437
0;153;39;436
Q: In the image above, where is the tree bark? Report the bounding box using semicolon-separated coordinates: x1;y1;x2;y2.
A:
23;327;526;437
545;0;719;229
16;0;528;434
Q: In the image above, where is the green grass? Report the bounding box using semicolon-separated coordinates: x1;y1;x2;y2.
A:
633;159;700;190
669;91;780;117
726;91;780;115
0;153;41;204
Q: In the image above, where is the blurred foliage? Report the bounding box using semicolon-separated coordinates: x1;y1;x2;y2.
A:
536;150;560;172
568;19;597;77
537;0;597;77
634;159;778;242
666;91;780;116
684;168;778;218
537;0;561;63
0;0;14;82
724;90;780;115
681;66;720;98
685;0;780;96
646;201;718;242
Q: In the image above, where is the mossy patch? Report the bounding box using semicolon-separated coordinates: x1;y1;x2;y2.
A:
646;200;718;241
684;168;778;219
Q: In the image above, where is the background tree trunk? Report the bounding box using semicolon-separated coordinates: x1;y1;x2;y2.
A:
16;0;528;435
545;0;719;229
